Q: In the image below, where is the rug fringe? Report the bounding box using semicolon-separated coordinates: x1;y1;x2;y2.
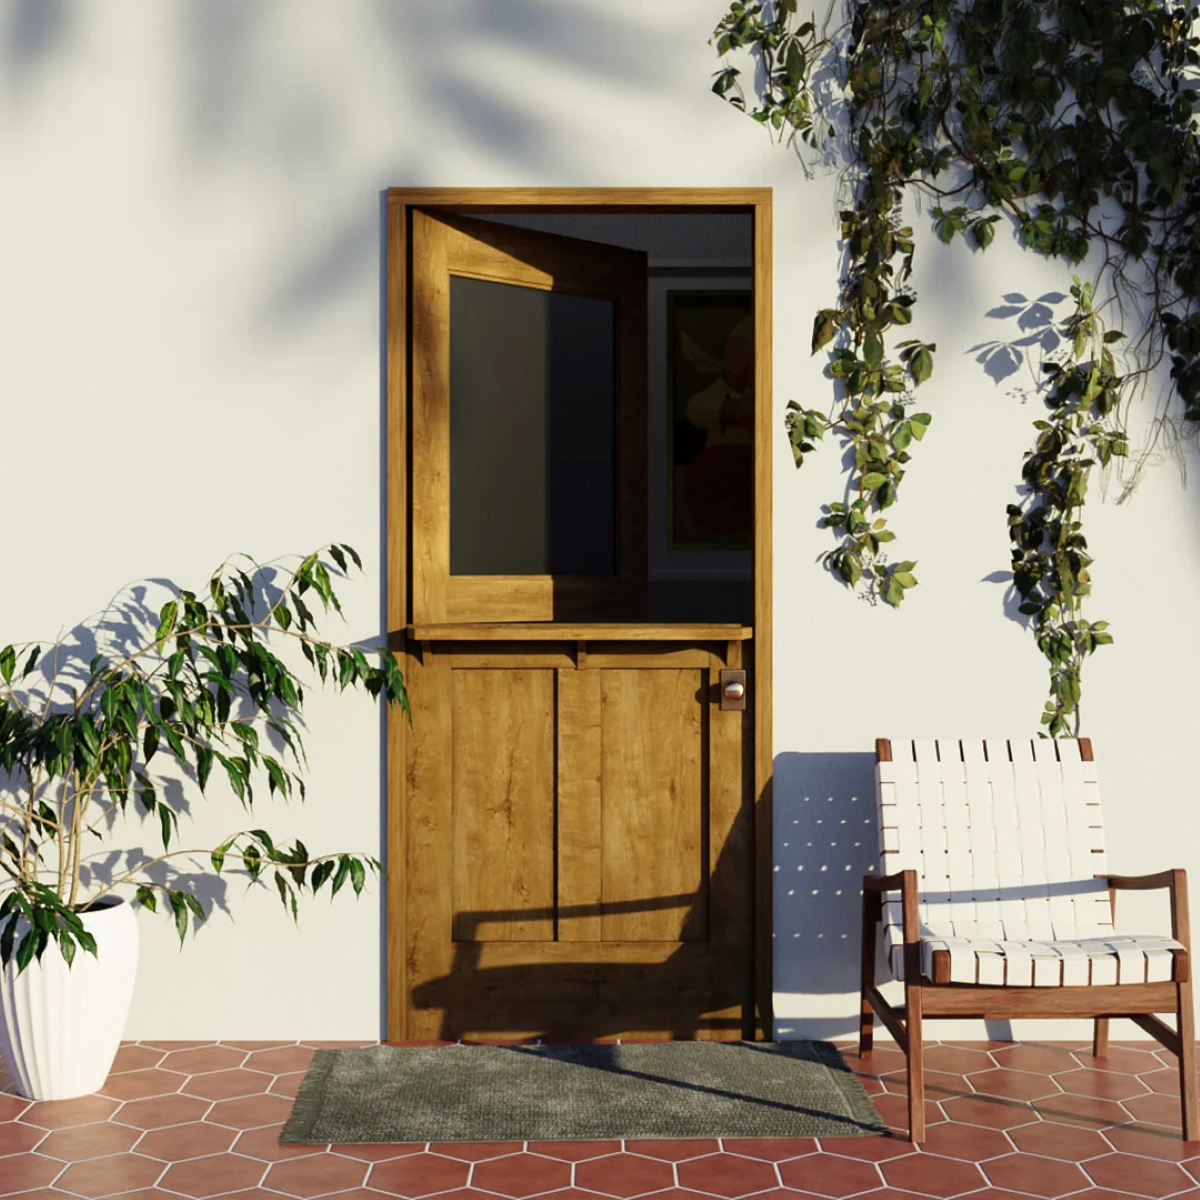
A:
279;1049;337;1144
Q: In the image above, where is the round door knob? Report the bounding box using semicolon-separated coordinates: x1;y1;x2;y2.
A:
722;680;745;701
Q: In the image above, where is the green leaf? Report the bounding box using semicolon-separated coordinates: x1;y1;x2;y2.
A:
862;472;888;489
0;647;15;685
911;347;934;385
893;571;917;588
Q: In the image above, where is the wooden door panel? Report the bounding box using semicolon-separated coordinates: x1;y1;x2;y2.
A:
404;639;752;1040
410;212;647;624
450;670;555;941
557;669;603;942
600;670;706;943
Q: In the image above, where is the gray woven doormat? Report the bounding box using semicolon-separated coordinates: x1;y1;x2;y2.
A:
279;1040;884;1143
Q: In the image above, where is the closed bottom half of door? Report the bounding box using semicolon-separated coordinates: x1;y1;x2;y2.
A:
401;637;754;1041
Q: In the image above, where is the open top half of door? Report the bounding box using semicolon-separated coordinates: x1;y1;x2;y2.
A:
410;210;648;624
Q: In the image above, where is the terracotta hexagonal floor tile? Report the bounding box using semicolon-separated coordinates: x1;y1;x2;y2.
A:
180;1068;274;1101
263;1150;371;1197
243;1045;317;1076
1124;1091;1190;1127
112;1093;210;1130
204;1092;294;1129
625;1139;722;1161
1075;1046;1164;1075
871;1092;945;1135
234;1124;326;1161
135;1121;238;1161
1141;1068;1183;1096
676;1152;780;1196
720;1138;818;1161
158;1046;248;1076
881;1153;987;1197
991;1044;1080;1076
527;1139;624;1160
55;1152;165;1198
776;1151;882;1196
912;1121;1012;1161
1103;1122;1200;1161
0;1190;80;1200
970;1069;1063;1103
982;1152;1090;1198
922;1045;995;1077
268;1072;305;1099
0;1151;63;1192
471;1151;573;1196
1030;1092;1130;1129
820;1134;917;1160
157;1150;266;1198
332;1143;425;1161
881;1068;971;1101
844;1046;909;1075
0;1092;32;1122
97;1070;186;1102
135;1041;211;1052
109;1046;166;1074
19;1095;120;1129
367;1151;472;1197
215;1040;295;1051
1053;1068;1149;1102
1009;1120;1109;1160
1086;1151;1196;1197
574;1152;676;1196
427;1140;524;1161
0;1118;46;1155
35;1120;139;1161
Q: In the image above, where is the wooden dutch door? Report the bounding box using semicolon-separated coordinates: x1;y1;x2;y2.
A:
388;194;769;1042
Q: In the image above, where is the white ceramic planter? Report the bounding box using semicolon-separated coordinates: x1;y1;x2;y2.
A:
0;896;139;1100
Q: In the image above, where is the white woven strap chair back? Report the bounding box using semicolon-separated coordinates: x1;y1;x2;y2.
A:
877;737;1181;986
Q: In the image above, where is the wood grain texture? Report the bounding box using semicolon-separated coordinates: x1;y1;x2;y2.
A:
600;669;705;942
388;187;773;211
557;669;603;941
920;981;1179;1017
407;623;753;641
403;646;454;1040
385;641;409;1042
450;669;555;941
386;200;409;632
410;209;451;623
752;193;774;1039
409;211;647;622
392;188;772;1041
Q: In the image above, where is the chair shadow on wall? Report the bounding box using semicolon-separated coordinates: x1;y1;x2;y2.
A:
771;751;1011;1042
407;793;760;1043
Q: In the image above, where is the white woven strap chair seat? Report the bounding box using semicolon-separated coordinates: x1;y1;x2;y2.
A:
916;933;1183;986
877;738;1183;985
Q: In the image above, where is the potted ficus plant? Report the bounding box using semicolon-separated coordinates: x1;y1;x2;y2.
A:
0;544;409;1100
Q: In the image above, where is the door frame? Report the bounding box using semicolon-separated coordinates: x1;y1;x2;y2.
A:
384;187;774;1040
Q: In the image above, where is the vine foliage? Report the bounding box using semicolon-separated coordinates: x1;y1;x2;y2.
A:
712;0;1200;732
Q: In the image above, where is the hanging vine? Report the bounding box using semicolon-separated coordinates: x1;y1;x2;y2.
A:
711;0;1200;732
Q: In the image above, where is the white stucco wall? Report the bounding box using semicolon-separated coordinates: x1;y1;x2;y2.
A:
1;0;1196;1041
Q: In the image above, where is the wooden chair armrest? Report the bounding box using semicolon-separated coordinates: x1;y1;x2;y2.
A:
1104;870;1184;891
863;871;911;892
863;870;921;950
1101;869;1191;947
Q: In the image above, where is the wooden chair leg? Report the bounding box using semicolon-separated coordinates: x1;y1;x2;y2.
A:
1093;1017;1110;1058
906;981;925;1143
860;890;878;1055
1178;979;1199;1141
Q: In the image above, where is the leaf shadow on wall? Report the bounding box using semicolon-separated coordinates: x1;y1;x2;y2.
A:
0;566;364;949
